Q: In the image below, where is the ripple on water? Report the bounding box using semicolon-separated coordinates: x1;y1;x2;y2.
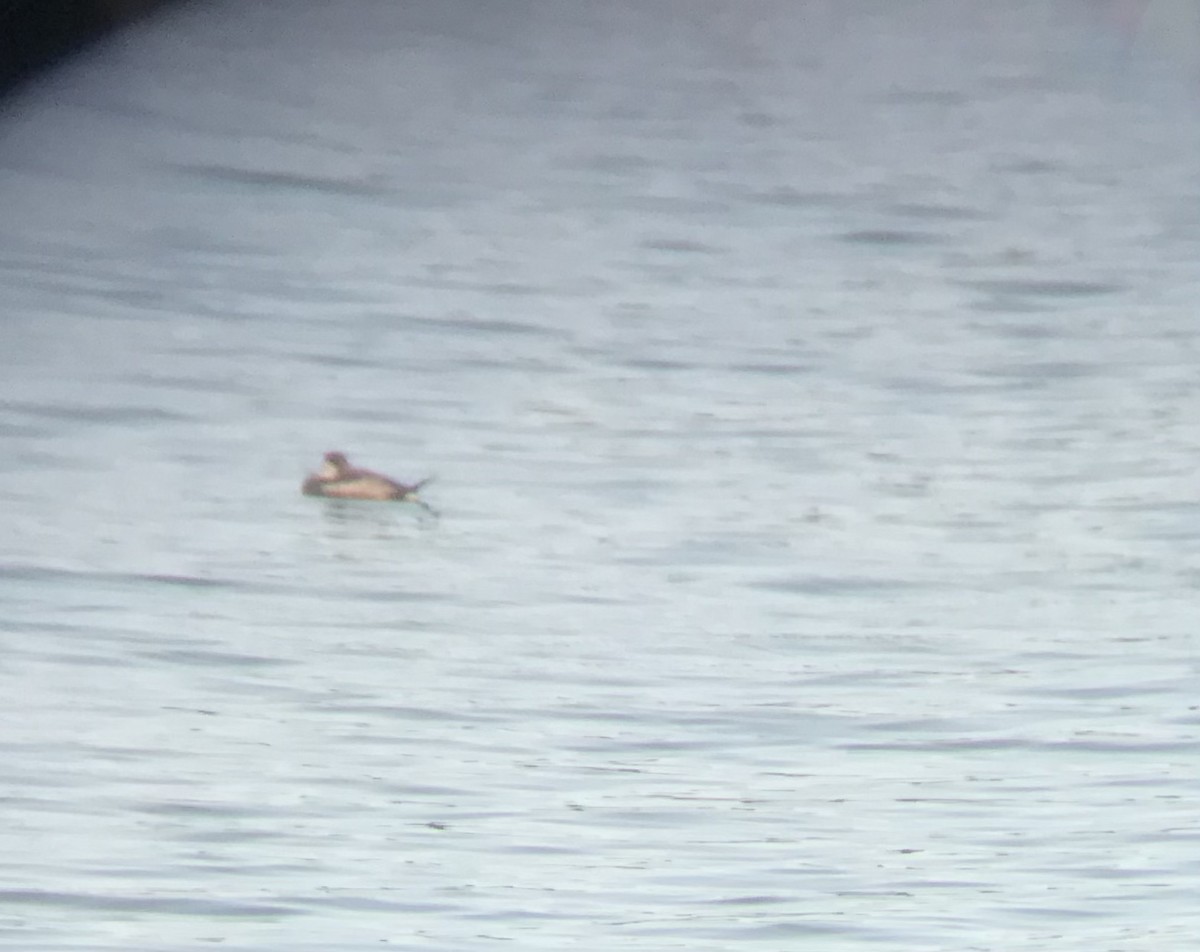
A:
739;186;852;209
958;277;1127;299
746;574;931;596
890;201;991;221
171;162;392;199
0;888;298;917
3;402;191;426
836;228;945;246
138;649;298;669
639;237;725;254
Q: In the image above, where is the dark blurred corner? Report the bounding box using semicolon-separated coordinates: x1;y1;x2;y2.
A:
1;0;180;96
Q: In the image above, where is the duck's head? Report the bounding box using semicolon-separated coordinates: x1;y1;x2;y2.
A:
321;451;351;477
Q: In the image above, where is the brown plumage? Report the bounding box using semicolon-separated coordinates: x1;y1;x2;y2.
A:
302;451;432;504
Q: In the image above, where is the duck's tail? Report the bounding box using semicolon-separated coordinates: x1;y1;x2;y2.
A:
399;476;437;517
407;475;434;495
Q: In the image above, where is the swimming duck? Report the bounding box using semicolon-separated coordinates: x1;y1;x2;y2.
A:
302;451;432;505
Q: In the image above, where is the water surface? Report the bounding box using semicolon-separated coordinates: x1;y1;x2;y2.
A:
3;2;1200;950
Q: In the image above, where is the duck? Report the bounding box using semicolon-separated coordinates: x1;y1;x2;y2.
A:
302;451;433;506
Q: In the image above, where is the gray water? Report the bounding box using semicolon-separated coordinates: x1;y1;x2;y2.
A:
3;1;1200;949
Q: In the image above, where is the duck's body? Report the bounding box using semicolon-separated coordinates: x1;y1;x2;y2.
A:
303;451;431;503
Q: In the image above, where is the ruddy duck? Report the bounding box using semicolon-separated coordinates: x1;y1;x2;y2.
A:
303;451;433;507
